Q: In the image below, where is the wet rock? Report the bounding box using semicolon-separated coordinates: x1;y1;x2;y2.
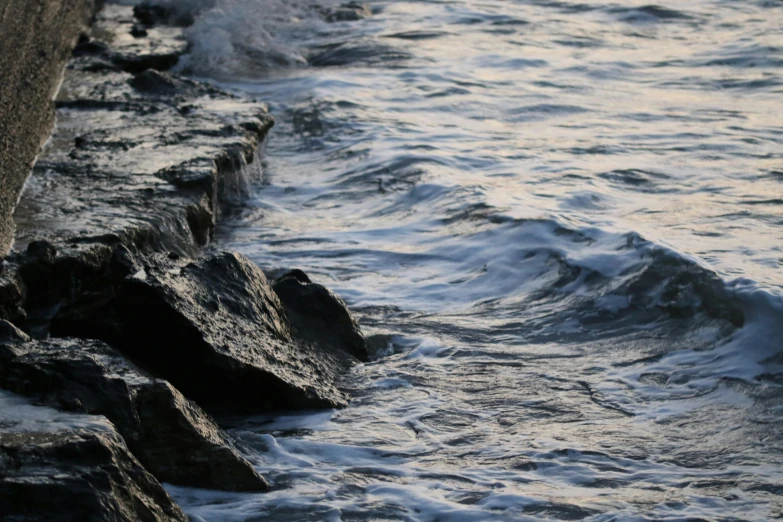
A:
0;320;30;344
321;2;373;22
133;3;174;27
274;270;368;362
14;11;273;258
0;267;26;324
0;391;187;522
0;0;102;255
107;251;351;412
0;320;29;344
0;338;269;492
129;69;189;96
134;1;198;27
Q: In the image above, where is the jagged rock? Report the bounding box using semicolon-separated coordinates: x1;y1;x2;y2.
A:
51;249;368;413
13;4;273;258
107;250;352;412
0;338;269;492
273;270;368;362
0;391;187;522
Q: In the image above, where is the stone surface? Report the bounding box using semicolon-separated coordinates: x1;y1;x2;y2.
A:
274;270;368;362
0;390;187;522
0;0;101;254
51;249;362;412
1;3;273;336
111;251;352;411
0;337;269;492
12;4;273;257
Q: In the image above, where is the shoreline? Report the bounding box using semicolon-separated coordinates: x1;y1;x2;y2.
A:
0;3;369;519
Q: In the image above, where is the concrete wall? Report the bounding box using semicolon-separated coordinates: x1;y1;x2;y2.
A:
0;0;100;254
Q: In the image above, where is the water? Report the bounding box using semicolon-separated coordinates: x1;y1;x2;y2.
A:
154;0;783;519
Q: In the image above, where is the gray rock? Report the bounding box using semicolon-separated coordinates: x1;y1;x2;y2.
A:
0;338;269;492
274;270;368;362
0;0;102;254
13;4;273;258
109;251;351;412
0;320;30;344
0;391;187;522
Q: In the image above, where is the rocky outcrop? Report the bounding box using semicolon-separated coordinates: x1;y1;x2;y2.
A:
0;391;187;522
0;0;102;255
53;250;356;412
274;270;368;362
0;337;269;492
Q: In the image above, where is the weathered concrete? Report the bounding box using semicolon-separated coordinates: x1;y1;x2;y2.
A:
0;0;101;255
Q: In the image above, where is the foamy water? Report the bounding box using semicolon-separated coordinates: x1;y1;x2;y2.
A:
133;0;783;519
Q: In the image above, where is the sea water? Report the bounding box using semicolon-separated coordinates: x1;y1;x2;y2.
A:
148;0;782;519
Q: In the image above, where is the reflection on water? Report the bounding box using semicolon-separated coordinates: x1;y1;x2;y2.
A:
165;0;783;519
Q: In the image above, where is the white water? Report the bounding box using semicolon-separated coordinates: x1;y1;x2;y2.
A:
151;0;783;519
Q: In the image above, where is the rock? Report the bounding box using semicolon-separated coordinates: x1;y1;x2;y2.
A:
133;3;173;26
322;2;372;22
13;4;273;259
107;251;351;412
129;69;189;96
0;391;187;522
0;0;102;254
0;267;26;324
0;338;269;492
0;320;30;344
273;270;368;362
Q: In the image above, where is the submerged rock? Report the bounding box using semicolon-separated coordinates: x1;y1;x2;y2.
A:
0;337;269;492
0;391;187;522
321;2;373;22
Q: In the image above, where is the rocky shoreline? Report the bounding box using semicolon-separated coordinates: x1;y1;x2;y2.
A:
0;3;369;519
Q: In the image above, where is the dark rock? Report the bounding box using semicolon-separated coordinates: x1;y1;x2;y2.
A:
131;24;150;38
26;239;57;263
274;270;368;362
73;39;111;57
0;391;187;522
0;320;30;344
53;250;358;412
133;3;173;26
112;51;182;73
0;338;269;492
110;251;351;411
129;69;185;95
322;2;372;22
133;2;197;27
0;267;26;323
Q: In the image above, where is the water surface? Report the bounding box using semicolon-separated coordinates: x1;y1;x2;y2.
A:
162;0;783;519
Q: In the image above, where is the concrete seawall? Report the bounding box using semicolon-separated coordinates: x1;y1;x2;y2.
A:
0;0;101;254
